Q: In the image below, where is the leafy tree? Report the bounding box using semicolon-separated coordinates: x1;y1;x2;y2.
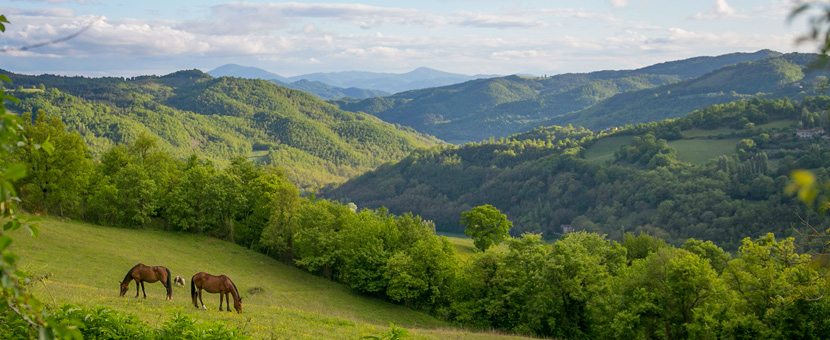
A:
165;156;217;233
15;112;91;216
461;204;513;251
723;233;825;319
292;199;350;278
249;165;300;253
736;138;757;160
384;235;457;310
610;248;726;340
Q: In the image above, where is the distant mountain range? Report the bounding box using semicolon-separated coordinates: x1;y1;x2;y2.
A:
329;50;828;143
207;64;388;100
206;64;501;97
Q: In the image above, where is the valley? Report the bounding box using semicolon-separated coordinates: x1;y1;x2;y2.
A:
3;47;830;340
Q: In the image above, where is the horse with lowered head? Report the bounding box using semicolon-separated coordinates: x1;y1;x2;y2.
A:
119;263;172;300
191;272;242;313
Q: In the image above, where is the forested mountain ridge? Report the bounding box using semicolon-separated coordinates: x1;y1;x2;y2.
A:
2;69;439;189
325;96;830;251
542;53;827;130
331;50;779;143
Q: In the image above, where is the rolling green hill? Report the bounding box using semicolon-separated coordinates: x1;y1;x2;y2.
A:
2;70;439;189
331;50;778;143
543;53;826;130
10;217;532;340
325;97;830;250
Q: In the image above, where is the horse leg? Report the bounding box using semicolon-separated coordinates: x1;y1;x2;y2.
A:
219;292;224;311
134;280;140;298
225;293;232;313
140;281;147;299
198;289;206;310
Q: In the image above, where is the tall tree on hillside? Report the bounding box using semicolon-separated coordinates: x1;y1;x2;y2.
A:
461;204;513;251
15;112;91;216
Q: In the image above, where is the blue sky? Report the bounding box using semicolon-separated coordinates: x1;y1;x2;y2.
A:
0;0;819;77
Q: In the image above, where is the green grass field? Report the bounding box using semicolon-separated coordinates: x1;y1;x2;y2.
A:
10;218;534;339
584;136;633;164
668;138;739;165
680;128;737;138
248;150;269;163
756;120;795;130
586;133;741;166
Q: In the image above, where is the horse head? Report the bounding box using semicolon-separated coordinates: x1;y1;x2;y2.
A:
119;281;129;297
234;298;243;314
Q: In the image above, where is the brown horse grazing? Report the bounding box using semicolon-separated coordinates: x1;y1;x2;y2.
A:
174;276;186;286
191;272;242;313
119;263;172;300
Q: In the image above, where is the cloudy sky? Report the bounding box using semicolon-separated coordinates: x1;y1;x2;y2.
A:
0;0;821;78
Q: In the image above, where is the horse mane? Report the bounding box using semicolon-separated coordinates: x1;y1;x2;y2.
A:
122;264;139;283
164;267;172;297
227;276;241;301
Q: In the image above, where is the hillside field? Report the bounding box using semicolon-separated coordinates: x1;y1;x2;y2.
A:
585;134;744;165
667;138;740;165
584;136;633;164
9;218;533;340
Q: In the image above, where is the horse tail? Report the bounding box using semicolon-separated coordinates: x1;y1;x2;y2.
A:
190;275;197;306
164;267;172;298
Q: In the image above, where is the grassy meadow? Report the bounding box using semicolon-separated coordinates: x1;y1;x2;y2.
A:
584;136;633;164
667;138;740;165
9;218;534;340
584;133;745;166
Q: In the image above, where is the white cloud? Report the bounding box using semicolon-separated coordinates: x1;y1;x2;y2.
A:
454;11;547;29
691;0;740;20
608;0;629;9
491;50;540;60
535;8;623;23
337;46;428;60
185;2;446;34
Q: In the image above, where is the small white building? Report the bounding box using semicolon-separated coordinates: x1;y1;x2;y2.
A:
797;127;825;139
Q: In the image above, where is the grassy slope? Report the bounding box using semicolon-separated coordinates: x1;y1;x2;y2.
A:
584;120;796;166
584;136;633;164
585;135;740;166
667;139;740;165
10;218;533;340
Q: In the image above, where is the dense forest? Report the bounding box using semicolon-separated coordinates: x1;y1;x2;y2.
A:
327;97;830;251
332;50;778;143
1;69;439;190
543;53;829;130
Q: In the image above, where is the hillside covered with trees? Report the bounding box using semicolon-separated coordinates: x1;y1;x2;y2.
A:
332;50;779;143
542;53;828;130
6;101;830;339
2;70;439;190
326;97;830;251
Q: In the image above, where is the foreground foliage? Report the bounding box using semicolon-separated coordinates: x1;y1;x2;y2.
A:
3;305;249;339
